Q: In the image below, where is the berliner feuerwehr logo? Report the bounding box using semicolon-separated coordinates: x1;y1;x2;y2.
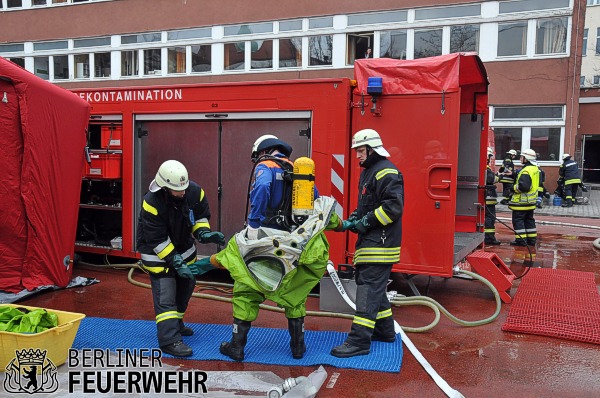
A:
4;348;59;394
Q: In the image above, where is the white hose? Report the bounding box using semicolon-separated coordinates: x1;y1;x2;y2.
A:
593;238;600;250
497;217;600;231
326;262;464;398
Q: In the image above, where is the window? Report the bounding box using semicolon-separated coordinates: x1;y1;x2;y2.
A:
143;49;162;75
580;75;585;87
94;52;111;78
122;33;160;45
535;17;567;54
414;29;442;59
54;55;69;80
530;128;561;161
33;40;68;51
168;28;211;41
167;47;186;74
279;20;302;32
491;106;565;163
309;35;332;66
32;0;46;6
494;106;563;120
347;32;373;64
494;128;522;159
224;23;272;36
74;54;90;79
450;25;479;53
279;38;302;68
191;45;211;72
498;22;527;56
415;4;480;20
594;76;600;86
224;42;245;70
121;50;139;77
499;0;569;13
34;57;49;80
309;17;333;29
583;29;588;56
597;28;600;55
348;10;407;26
0;43;24;53
380;30;407;60
7;0;23;8
250;40;273;69
74;36;111;48
9;58;25;68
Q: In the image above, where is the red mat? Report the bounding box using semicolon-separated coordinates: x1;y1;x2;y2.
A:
502;268;600;345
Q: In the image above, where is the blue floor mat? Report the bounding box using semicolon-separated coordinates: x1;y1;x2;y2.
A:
72;317;402;373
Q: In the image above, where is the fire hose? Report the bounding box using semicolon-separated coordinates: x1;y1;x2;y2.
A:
76;258;502;398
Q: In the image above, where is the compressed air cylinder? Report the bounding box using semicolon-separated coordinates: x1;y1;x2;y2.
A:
292;157;315;225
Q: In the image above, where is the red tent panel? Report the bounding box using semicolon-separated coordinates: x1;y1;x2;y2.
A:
0;57;90;293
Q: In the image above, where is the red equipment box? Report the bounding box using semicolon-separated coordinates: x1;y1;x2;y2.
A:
85;153;122;179
101;125;122;149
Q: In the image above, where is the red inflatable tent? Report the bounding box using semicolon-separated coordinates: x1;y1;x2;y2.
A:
0;57;90;293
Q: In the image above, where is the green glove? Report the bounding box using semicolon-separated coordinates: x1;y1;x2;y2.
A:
341;220;357;232
172;254;195;280
354;215;371;234
347;210;359;221
188;257;216;276
196;230;225;245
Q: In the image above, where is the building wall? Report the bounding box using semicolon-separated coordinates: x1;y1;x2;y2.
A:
580;2;600;86
1;0;587;191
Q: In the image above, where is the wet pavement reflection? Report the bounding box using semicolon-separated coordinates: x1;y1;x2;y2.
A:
9;214;600;398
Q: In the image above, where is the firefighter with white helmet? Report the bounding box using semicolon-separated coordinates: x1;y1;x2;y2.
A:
331;128;404;358
137;160;225;357
558;153;582;208
484;147;501;245
498;149;518;204
508;149;540;247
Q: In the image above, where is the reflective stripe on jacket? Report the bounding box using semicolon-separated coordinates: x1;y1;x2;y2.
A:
137;181;211;272
508;164;540;211
354;156;404;265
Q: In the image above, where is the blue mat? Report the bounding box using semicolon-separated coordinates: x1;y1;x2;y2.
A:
72;317;402;373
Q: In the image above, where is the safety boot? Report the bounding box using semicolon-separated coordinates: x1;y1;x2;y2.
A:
179;319;194;336
484;234;502;245
161;340;193;357
220;318;251;361
330;342;370;358
510;239;527;247
561;198;573;208
288;317;306;359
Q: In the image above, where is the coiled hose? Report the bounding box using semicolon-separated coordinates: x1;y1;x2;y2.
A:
76;260;502;332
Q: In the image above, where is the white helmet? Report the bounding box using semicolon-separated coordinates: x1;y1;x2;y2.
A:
149;160;189;192
351;129;390;157
487;147;495;157
521;149;537;161
252;134;278;157
562;153;570;160
508;149;517;156
251;134;293;161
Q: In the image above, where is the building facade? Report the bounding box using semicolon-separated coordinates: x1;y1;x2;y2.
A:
0;0;586;190
579;0;600;184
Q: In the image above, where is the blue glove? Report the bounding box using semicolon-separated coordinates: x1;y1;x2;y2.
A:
196;230;225;245
188;257;216;276
172;254;195;280
354;215;371;234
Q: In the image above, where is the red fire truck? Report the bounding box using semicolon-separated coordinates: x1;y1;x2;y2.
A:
73;53;512;298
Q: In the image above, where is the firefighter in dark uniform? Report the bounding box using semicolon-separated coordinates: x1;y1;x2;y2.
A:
485;147;501;245
331;128;404;358
559;153;582;208
137;160;225;357
536;153;549;209
498;149;517;204
508;149;540;247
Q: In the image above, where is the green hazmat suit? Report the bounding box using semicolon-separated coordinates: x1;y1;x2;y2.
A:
215;196;340;321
